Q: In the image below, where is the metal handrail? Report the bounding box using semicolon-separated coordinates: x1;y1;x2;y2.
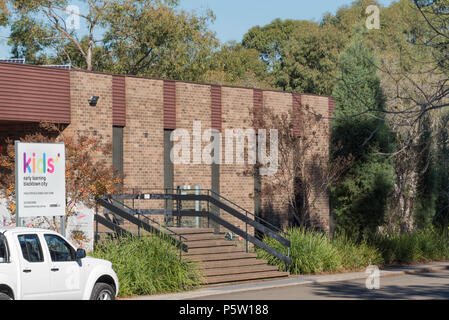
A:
96;197;188;253
109;189;291;265
107;196;188;242
207;189;288;237
126;188;288;237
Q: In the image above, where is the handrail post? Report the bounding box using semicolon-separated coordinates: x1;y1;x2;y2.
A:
207;190;210;228
137;193;141;237
179;234;182;261
95;204;98;248
245;212;248;253
132;188;135;211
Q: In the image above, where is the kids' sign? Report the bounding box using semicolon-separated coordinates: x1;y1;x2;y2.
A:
15;142;66;218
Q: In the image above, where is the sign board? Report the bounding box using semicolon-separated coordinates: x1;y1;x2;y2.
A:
66;203;94;251
15;142;66;218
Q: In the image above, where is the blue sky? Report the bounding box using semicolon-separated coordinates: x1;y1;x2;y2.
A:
0;0;397;58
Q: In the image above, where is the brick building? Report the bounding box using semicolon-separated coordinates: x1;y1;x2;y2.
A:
0;61;334;232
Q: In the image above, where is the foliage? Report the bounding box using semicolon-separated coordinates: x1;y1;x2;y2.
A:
275;22;346;95
102;0;218;81
0;0;8;26
414;115;438;229
201;42;271;88
0;123;121;241
90;235;203;297
258;227;449;275
330;32;395;240
433;112;449;227
257;228;383;274
242;19;308;70
372;228;449;264
5;0;218;78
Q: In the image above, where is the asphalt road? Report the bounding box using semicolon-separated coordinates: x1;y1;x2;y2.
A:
194;270;449;300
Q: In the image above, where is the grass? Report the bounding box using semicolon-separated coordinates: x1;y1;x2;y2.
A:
257;227;449;275
89;235;203;297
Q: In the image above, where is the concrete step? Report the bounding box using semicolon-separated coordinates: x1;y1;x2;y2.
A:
96;225;290;286
185;240;235;248
201;258;269;269
203;271;290;285
186;252;258;262
185;246;243;256
204;276;292;288
181;233;224;241
203;264;280;277
172;228;215;235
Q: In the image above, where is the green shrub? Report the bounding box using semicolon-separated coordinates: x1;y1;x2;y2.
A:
372;229;449;265
90;235;203;297
332;233;383;270
260;227;449;276
257;228;382;274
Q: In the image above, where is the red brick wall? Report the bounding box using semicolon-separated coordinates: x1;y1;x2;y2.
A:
220;86;255;231
66;71;113;148
301;94;331;230
123;77;164;192
260;90;294;229
173;82;212;227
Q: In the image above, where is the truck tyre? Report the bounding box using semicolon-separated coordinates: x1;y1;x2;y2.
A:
0;293;12;300
90;283;115;300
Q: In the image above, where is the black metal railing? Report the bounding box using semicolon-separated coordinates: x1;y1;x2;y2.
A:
104;189;291;266
95;196;188;259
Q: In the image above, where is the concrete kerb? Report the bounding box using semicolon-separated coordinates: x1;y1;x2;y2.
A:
123;261;449;300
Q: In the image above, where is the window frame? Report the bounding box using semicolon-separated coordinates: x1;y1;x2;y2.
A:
17;234;45;263
0;233;10;263
43;233;77;262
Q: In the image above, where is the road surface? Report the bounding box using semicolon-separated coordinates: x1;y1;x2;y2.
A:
194;270;449;300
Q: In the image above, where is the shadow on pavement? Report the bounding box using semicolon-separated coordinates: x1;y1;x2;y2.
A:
311;272;449;300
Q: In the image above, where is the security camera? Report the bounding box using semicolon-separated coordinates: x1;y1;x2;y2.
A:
88;96;100;106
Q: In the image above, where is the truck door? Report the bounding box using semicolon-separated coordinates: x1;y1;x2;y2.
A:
16;233;51;299
43;234;83;299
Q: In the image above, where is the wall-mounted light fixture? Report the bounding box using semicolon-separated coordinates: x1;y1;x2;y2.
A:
88;96;100;106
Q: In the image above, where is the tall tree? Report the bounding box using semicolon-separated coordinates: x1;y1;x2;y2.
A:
331;31;395;240
201;42;271;88
6;0;218;79
275;23;346;95
242;18;308;70
8;0;115;70
102;0;218;81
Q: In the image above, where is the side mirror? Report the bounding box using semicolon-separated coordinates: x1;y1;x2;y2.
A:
76;248;86;260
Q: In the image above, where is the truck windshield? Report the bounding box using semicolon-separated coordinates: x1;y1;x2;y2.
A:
0;234;7;263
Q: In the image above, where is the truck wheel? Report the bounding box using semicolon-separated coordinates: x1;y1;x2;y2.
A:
0;293;12;300
90;283;115;300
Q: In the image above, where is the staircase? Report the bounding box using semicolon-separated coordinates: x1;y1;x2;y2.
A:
96;225;290;285
96;190;292;286
175;228;289;286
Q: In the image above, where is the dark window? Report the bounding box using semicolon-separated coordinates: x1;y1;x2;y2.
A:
44;234;76;262
0;235;8;263
18;234;44;263
164;129;174;192
112;126;124;180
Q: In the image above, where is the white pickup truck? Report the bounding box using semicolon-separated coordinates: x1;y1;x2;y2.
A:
0;227;119;300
